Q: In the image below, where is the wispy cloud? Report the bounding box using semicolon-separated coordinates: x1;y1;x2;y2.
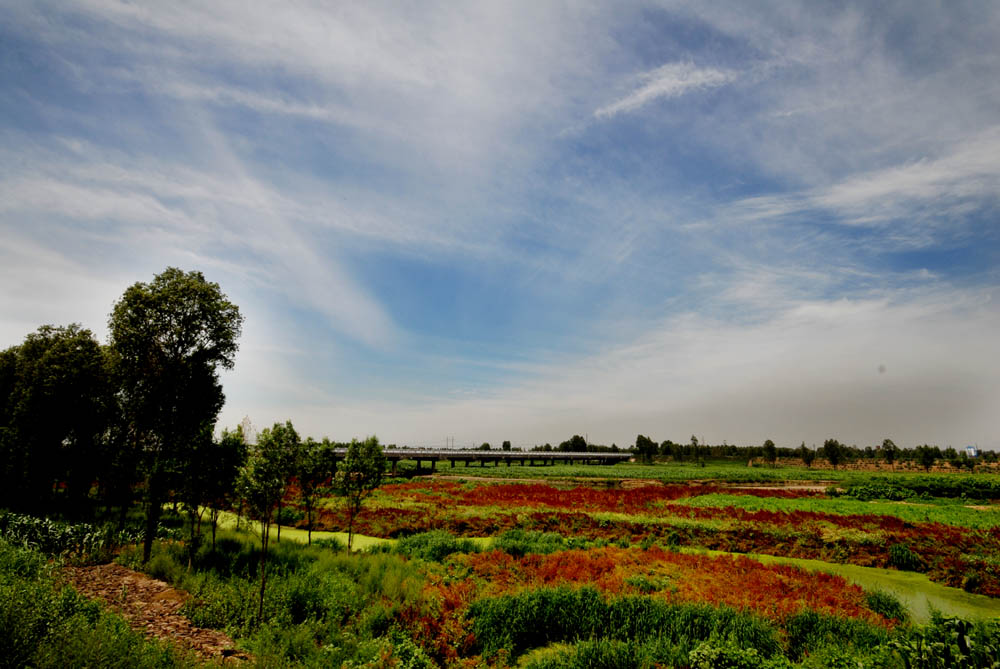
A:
595;62;736;119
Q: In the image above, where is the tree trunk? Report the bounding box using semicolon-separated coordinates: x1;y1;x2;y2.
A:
142;474;163;564
306;501;312;546
211;508;219;551
258;518;269;624
277;499;282;542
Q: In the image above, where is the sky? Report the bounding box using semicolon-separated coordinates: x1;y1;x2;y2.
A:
2;1;999;450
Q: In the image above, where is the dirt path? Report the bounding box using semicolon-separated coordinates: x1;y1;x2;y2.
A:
61;563;249;663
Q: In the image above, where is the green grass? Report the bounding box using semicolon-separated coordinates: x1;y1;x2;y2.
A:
664;493;1000;529
210;509;393;551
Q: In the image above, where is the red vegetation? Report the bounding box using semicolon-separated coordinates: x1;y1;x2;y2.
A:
453;546;893;626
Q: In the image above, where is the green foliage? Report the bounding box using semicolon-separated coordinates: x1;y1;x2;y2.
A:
0;324;110;513
394;530;480;562
845;481;915;501
333;436;387;552
891;614;1000;669
783;609;890;662
888;543;925;572
0;510;144;562
494;529;582;557
865;589;909;623
0;539;190;668
108;267;244;563
689;639;793;668
824;438;844;469
635;434;658;464
468;586;784;661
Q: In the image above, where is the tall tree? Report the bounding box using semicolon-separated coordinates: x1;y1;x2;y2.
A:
798;442;816;468
334;436;386;553
108;268;243;563
823;439;843;469
236;424;288;624
296;437;331;546
762;439;777;467
634;434;657;464
881;439;899;471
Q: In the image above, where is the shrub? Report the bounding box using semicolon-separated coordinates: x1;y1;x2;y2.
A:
888;543;924;572
864;589;908;623
469;586;783;661
494;529;576;557
395;530;479;562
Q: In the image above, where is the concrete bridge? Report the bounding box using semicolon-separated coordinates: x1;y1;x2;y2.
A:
331;449;633;475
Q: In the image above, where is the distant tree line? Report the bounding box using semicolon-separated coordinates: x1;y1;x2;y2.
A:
628;434;993;470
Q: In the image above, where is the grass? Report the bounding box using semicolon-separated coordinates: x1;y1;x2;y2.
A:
664;493;1000;529
209;509;393;551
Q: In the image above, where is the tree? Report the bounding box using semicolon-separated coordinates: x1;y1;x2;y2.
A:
823;439;843;469
634;434;657;464
205;426;248;551
762;439;777;468
108;267;243;563
559;434;587;452
333;436;386;553
915;444;938;472
264;421;301;543
881;439;898;471
501;440;512;451
236;424;287;624
297;437;333;546
798;442;815;468
478;442;491;451
0;325;111;514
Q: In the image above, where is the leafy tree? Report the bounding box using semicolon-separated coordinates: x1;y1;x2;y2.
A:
762;439;777;467
266;422;301;543
558;435;588;452
479;442;492;451
237;422;291;623
206;426;247;550
108;267;243;563
634;434;657;464
881;439;899;471
798;442;815;468
333;436;386;553
915;444;938;472
501;440;512;451
0;325;110;514
823;439;843;469
297;437;332;546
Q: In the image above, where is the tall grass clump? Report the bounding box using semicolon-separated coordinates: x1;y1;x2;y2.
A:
395;530;480;562
468;586;784;661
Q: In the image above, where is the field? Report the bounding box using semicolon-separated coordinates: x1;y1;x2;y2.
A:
3;460;1000;667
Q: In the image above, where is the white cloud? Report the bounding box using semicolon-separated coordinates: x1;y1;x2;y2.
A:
595;62;737;119
277;288;999;450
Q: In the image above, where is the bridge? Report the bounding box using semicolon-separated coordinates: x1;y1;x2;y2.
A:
331;449;633;475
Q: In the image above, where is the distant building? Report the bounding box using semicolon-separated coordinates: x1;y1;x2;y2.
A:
966;445;979;458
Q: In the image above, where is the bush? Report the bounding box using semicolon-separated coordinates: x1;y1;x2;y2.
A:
395;530;479;562
783;610;889;661
689;639;793;668
888;543;924;572
494;529;579;557
864;589;908;623
469;586;783;661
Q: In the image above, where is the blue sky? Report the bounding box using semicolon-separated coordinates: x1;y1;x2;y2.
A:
2;1;999;449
